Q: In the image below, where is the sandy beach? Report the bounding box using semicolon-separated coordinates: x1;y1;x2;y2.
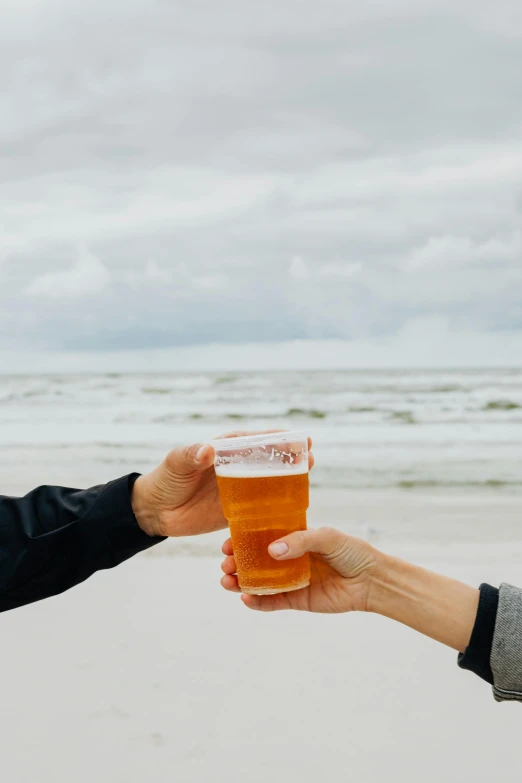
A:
3;486;522;783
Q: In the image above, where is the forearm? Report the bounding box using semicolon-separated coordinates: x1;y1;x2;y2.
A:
0;475;161;613
368;553;480;653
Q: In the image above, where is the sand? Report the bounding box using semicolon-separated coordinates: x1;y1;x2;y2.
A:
2;488;522;783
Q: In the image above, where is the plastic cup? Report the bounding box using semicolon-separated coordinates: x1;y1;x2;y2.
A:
213;431;311;595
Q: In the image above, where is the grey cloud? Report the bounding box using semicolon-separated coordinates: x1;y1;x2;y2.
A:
0;0;521;352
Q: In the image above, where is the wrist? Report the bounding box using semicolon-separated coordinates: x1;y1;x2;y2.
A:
131;475;161;538
366;550;479;653
366;551;405;616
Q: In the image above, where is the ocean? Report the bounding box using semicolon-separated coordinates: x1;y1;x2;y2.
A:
1;368;521;495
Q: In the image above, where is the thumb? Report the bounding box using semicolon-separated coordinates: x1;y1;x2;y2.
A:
166;443;215;474
268;527;346;560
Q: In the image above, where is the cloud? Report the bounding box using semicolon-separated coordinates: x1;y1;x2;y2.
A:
2;318;522;374
143;260;169;282
404;232;522;271
125;260;170;288
0;225;28;266
193;276;226;289
0;0;521;354
320;262;362;279
289;257;309;279
25;248;111;298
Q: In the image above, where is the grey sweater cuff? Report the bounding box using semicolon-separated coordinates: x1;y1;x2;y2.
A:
491;583;522;703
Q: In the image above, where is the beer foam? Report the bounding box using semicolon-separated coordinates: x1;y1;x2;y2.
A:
215;462;308;478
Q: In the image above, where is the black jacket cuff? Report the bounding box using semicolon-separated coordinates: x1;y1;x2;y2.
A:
458;583;499;684
82;473;165;566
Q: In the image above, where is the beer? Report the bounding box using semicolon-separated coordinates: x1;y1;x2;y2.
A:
216;467;311;595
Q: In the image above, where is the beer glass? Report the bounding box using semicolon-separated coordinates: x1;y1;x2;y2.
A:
213;431;311;595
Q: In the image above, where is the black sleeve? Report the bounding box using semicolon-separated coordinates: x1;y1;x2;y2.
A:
458;583;499;684
0;474;164;614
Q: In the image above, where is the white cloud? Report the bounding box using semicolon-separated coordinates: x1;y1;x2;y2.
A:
289;257;309;279
125;260;170;288
25;248;111;298
0;225;28;265
404;233;522;271
0;169;279;250
144;260;169;282
320;262;362;279
193;276;225;289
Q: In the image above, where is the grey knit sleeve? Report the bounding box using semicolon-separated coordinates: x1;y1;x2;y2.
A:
491;583;522;702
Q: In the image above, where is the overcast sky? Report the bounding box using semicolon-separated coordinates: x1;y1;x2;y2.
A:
1;0;521;364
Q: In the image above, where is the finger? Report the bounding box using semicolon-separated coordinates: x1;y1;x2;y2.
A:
241;593;285;612
268;527;347;561
194;443;215;469
221;538;234;556
221;555;237;575
221;574;241;593
168;443;215;474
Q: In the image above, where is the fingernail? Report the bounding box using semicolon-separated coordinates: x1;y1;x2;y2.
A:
269;542;289;557
195;446;206;463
